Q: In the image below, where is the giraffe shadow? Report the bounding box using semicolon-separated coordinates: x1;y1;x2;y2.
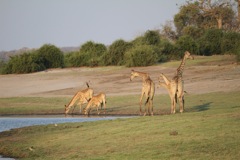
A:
188;102;212;112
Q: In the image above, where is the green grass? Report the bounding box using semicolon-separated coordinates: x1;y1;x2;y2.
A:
0;97;68;115
0;91;240;159
159;55;236;68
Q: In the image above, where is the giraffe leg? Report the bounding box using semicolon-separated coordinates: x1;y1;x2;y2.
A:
150;99;153;116
71;105;76;114
77;103;82;114
139;92;144;115
178;96;184;113
103;100;106;114
143;94;149;116
96;105;100;115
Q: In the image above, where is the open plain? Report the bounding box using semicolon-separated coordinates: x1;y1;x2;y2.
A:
0;55;240;159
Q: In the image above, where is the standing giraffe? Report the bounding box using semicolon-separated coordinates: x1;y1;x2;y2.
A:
130;70;155;116
158;73;177;114
159;51;193;113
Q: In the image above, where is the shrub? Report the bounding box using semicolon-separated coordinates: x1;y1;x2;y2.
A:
175;35;199;57
37;44;64;68
106;39;132;65
198;29;223;55
159;41;177;60
221;31;240;54
2;52;45;74
79;41;107;67
124;45;158;67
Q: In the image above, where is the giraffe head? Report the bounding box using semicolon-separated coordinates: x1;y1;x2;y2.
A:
130;69;137;81
64;105;70;115
184;51;194;60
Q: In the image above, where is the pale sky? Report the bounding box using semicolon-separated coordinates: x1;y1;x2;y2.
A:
0;0;186;51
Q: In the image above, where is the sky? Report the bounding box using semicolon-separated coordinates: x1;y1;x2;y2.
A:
0;0;186;51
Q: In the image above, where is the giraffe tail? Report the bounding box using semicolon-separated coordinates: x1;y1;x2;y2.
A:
175;93;178;104
145;97;150;105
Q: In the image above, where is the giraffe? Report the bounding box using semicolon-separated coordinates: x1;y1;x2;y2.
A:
158;73;177;114
130;70;155;116
84;93;106;116
64;82;93;115
158;51;193;113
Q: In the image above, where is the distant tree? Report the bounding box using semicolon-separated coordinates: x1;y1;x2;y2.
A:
221;31;240;54
198;29;223;55
2;51;45;74
78;41;107;67
160;21;178;41
37;44;64;68
176;35;199;57
124;45;158;67
174;0;235;35
106;39;132;65
143;30;161;45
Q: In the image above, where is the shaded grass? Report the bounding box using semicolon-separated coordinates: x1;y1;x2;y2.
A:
0;91;240;159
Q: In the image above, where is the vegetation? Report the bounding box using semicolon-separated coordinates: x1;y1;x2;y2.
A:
1;0;239;72
0;92;239;159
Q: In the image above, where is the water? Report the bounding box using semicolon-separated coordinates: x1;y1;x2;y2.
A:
0;115;122;133
0;115;127;160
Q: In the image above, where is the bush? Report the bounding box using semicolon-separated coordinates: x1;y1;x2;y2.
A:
2;52;45;74
106;39;132;65
159;41;177;60
221;31;240;54
38;44;64;68
175;35;199;57
78;41;107;67
124;45;158;67
198;29;223;55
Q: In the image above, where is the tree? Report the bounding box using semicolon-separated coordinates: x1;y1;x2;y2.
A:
106;39;132;65
79;41;107;67
124;45;158;67
176;35;199;57
198;29;223;55
160;21;178;41
143;30;161;45
174;0;235;35
38;44;64;69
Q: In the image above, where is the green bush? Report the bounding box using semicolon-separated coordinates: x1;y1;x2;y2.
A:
124;45;158;67
221;31;240;54
78;41;107;67
38;44;64;68
175;35;199;57
198;29;223;55
106;39;132;65
2;52;45;74
159;41;177;60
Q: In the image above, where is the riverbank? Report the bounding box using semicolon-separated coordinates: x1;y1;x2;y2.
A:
0;91;240;159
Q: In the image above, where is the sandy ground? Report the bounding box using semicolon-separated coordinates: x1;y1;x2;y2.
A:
0;56;239;98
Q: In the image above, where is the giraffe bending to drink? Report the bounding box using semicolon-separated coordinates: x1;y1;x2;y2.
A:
64;82;93;115
84;93;106;116
130;70;155;116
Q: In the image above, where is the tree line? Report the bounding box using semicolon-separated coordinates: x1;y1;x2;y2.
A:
1;0;240;74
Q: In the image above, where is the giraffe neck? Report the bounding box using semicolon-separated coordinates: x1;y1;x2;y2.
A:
176;56;187;77
135;71;149;82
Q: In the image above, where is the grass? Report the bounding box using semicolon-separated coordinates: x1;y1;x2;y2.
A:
159;55;236;68
0;91;240;159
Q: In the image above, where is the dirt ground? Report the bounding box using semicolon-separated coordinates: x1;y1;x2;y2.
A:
0;55;239;98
